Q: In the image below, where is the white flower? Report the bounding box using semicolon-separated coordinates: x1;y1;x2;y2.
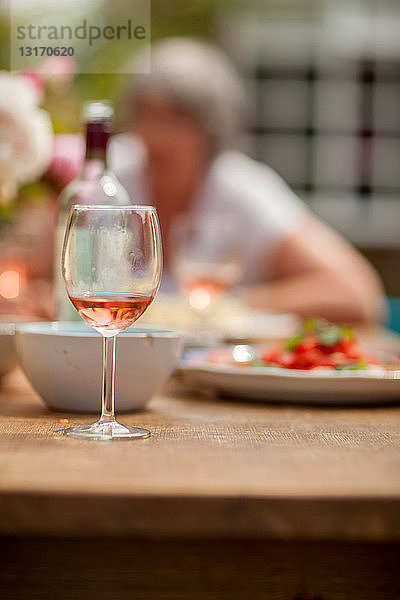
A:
0;71;53;188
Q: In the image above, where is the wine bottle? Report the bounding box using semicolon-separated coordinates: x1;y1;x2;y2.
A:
53;101;130;321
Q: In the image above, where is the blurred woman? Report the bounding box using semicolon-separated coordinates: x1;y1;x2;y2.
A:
112;38;383;322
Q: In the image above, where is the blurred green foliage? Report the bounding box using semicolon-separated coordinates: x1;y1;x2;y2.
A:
1;0;230;133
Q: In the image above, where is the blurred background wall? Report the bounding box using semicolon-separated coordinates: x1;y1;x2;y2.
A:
217;0;400;296
0;0;399;295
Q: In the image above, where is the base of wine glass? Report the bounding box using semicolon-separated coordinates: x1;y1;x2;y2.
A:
60;420;151;441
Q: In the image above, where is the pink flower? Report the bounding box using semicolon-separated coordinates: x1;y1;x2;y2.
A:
0;71;53;186
18;70;45;101
38;57;77;93
49;134;84;186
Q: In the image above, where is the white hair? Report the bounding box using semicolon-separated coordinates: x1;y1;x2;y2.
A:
122;38;247;153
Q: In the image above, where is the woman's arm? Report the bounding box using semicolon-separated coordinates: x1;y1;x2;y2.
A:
243;215;385;323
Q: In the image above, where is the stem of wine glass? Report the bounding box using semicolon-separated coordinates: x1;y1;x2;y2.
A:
100;334;117;424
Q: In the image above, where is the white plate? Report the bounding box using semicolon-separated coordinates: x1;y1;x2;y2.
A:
178;350;400;405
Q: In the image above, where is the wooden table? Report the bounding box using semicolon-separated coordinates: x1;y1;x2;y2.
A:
1;356;400;599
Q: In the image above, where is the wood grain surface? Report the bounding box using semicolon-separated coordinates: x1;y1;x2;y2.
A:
1;366;400;540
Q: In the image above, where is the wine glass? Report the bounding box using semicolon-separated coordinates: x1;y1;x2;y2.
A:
170;213;244;313
61;205;162;440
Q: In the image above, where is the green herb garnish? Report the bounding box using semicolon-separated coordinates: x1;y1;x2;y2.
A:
335;359;367;371
285;333;303;351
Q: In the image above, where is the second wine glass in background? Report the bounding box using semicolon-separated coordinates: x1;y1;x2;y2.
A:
170;213;245;316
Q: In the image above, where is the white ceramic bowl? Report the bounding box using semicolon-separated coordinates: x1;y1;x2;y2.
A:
0;316;33;379
15;322;183;413
0;322;17;379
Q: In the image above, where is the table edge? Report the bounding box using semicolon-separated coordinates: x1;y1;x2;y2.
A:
1;490;399;541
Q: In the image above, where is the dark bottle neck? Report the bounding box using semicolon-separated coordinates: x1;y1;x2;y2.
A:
84;120;112;165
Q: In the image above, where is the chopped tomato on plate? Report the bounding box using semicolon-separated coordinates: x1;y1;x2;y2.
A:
260;319;378;370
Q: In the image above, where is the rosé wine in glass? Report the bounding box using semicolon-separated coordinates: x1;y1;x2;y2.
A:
60;205;162;441
170;214;244;313
69;293;154;336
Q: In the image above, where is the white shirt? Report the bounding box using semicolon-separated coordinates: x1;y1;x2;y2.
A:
109;134;308;288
